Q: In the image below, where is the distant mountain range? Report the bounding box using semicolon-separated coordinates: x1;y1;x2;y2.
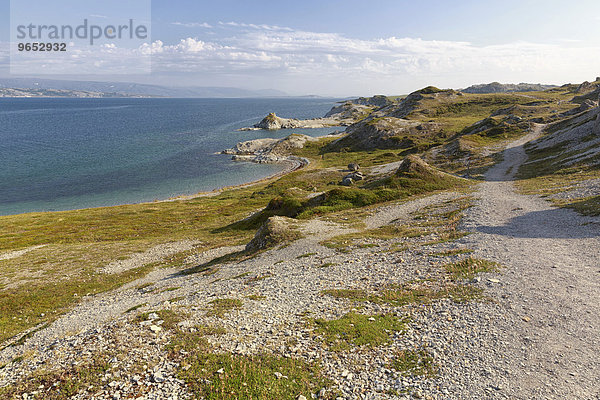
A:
462;82;557;94
0;78;288;98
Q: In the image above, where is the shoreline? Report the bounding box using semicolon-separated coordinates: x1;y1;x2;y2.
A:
166;156;308;202
0;154;309;218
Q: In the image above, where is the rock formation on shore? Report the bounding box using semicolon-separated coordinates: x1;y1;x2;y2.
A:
239;96;389;131
222;134;313;165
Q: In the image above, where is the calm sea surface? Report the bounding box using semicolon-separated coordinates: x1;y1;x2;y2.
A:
0;97;340;216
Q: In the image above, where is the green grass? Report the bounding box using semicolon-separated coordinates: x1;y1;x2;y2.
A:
312;313;407;351
296;252;317;259
443;258;500;280
321;225;427;251
244;273;273;285
563;196;600;216
0;184;271;344
167;326;333;400
317;263;336;268
136;309;186;330
0;263;153;345
177;350;333;400
232;272;252;280
206;298;243;318
155;309;186;330
391;350;437;377
0;354;111;399
124;302;147;313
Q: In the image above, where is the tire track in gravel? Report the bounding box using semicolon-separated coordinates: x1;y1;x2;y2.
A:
459;125;600;399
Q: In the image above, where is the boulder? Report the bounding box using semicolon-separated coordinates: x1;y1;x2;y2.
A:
254;113;285;130
340;177;354;186
396;155;439;177
344;171;364;181
245;216;300;252
348;163;360;171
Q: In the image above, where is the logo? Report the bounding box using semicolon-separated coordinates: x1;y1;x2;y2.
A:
10;0;152;75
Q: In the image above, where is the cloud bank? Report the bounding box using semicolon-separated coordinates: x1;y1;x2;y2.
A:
4;22;600;95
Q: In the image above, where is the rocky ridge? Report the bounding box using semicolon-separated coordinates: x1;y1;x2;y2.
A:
461;82;557;94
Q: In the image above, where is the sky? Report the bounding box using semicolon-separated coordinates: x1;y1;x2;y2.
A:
1;0;600;96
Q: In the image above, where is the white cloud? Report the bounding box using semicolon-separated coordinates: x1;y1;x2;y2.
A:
218;21;293;32
3;22;600;95
172;22;213;28
143;27;600;81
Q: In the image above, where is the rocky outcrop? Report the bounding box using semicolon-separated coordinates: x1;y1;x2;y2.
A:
573;80;600;94
323;102;372;120
348;95;393;108
222;134;312;165
223;138;280;156
340;171;364;186
240;95;391;131
462;82;557;94
572;87;600;105
253;113;302;130
375;87;461;120
560;99;598;118
396;155;451;180
245;216;301;252
239;112;354;131
327;117;440;151
396;155;435;176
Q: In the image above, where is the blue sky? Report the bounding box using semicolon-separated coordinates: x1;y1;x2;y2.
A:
1;0;600;95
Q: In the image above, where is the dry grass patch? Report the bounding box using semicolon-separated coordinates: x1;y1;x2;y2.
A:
206;298;243;318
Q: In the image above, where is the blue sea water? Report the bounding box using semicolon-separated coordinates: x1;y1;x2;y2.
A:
0;97;341;216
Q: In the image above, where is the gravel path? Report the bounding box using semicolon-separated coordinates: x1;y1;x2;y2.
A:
456;125;600;399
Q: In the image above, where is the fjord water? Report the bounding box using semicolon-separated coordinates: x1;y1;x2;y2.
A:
0;97;339;216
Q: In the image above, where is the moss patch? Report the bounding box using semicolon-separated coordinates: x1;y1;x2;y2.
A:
312;313;407;351
206;298;243;318
391;350;437;377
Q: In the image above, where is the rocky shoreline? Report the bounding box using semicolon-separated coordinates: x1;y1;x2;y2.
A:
221;133;319;166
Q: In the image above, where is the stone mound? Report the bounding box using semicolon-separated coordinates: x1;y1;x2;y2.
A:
245;216;301;252
396;155;440;177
